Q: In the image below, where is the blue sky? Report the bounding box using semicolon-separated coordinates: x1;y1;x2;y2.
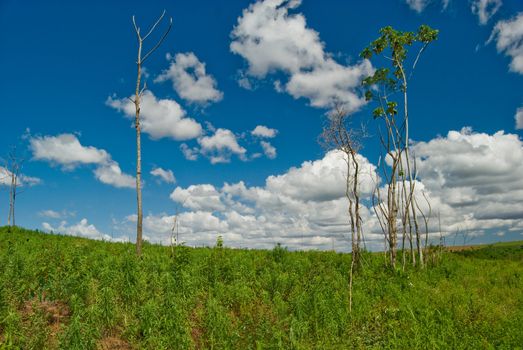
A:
1;0;522;250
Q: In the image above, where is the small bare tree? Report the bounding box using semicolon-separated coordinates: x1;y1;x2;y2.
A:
4;147;26;227
130;10;172;256
321;105;365;311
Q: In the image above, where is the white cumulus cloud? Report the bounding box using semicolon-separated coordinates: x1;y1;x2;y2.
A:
170;184;226;212
155;52;223;105
30;134;109;170
515;106;523;129
251;125;278;138
106;90;202;140
260;141;277;159
109;128;523;251
30;133;134;189
489;13;523;74
0;167;41;187
151;167;176;184
405;0;430;13
230;0;373;113
197;128;247;164
94;161;136;189
42;218;111;241
404;0;450;12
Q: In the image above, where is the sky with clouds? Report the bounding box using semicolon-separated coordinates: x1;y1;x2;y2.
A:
0;0;522;251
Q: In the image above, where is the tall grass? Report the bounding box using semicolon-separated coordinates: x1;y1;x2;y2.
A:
0;227;521;349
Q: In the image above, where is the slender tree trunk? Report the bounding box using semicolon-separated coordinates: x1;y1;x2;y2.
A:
135;41;143;256
403;82;423;268
130;11;171;256
388;169;398;268
352;153;362;258
12;181;16;227
7;175;13;226
349;251;355;312
8;172;16;227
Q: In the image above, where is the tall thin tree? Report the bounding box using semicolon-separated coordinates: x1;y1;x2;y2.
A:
321;105;366;311
131;10;172;256
361;25;438;268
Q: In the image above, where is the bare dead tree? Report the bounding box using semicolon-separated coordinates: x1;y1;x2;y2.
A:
321;105;366;312
130;10;172;256
170;211;179;256
4;147;26;227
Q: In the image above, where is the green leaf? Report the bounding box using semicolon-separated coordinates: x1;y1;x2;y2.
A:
373;107;385;119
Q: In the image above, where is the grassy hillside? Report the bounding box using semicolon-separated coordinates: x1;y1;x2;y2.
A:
0;227;522;349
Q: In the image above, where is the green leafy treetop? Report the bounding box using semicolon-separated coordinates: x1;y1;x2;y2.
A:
361;25;438;117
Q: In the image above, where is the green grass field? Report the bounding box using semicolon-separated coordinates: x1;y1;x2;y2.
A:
0;227;521;349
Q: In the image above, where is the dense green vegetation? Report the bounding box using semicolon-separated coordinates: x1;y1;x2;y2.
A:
0;227;521;349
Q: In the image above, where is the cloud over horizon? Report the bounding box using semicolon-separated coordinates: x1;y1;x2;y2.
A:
30;134;135;189
100;128;523;251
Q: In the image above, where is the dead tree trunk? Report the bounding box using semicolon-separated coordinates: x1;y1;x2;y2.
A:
131;11;172;256
5;147;24;227
321;105;366;311
8;173;18;226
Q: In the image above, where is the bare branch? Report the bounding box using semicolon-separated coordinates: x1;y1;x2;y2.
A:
132;15;141;40
139;81;147;96
142;9;166;41
410;43;429;79
141;17;173;63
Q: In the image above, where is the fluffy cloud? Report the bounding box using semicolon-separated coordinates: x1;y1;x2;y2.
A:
170;184;225;212
155;52;223;105
516;106;523;129
43;218;131;243
285;60;372;109
265;151;375;202
260;141;277;159
231;0;324;76
251;125;278;138
197;128;247;164
30;134;109;170
230;0;373;113
30;134;134;189
122;212;232;247
404;0;450;12
94;161;135;189
180;143;199;161
42;218;111;241
405;0;430;13
471;0;502;25
489;13;523;74
112;129;523;251
106;90;202;140
412;128;523;235
0;167;41;187
125;150;381;250
180;126;280;164
34;129;523;251
150;167;176;184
